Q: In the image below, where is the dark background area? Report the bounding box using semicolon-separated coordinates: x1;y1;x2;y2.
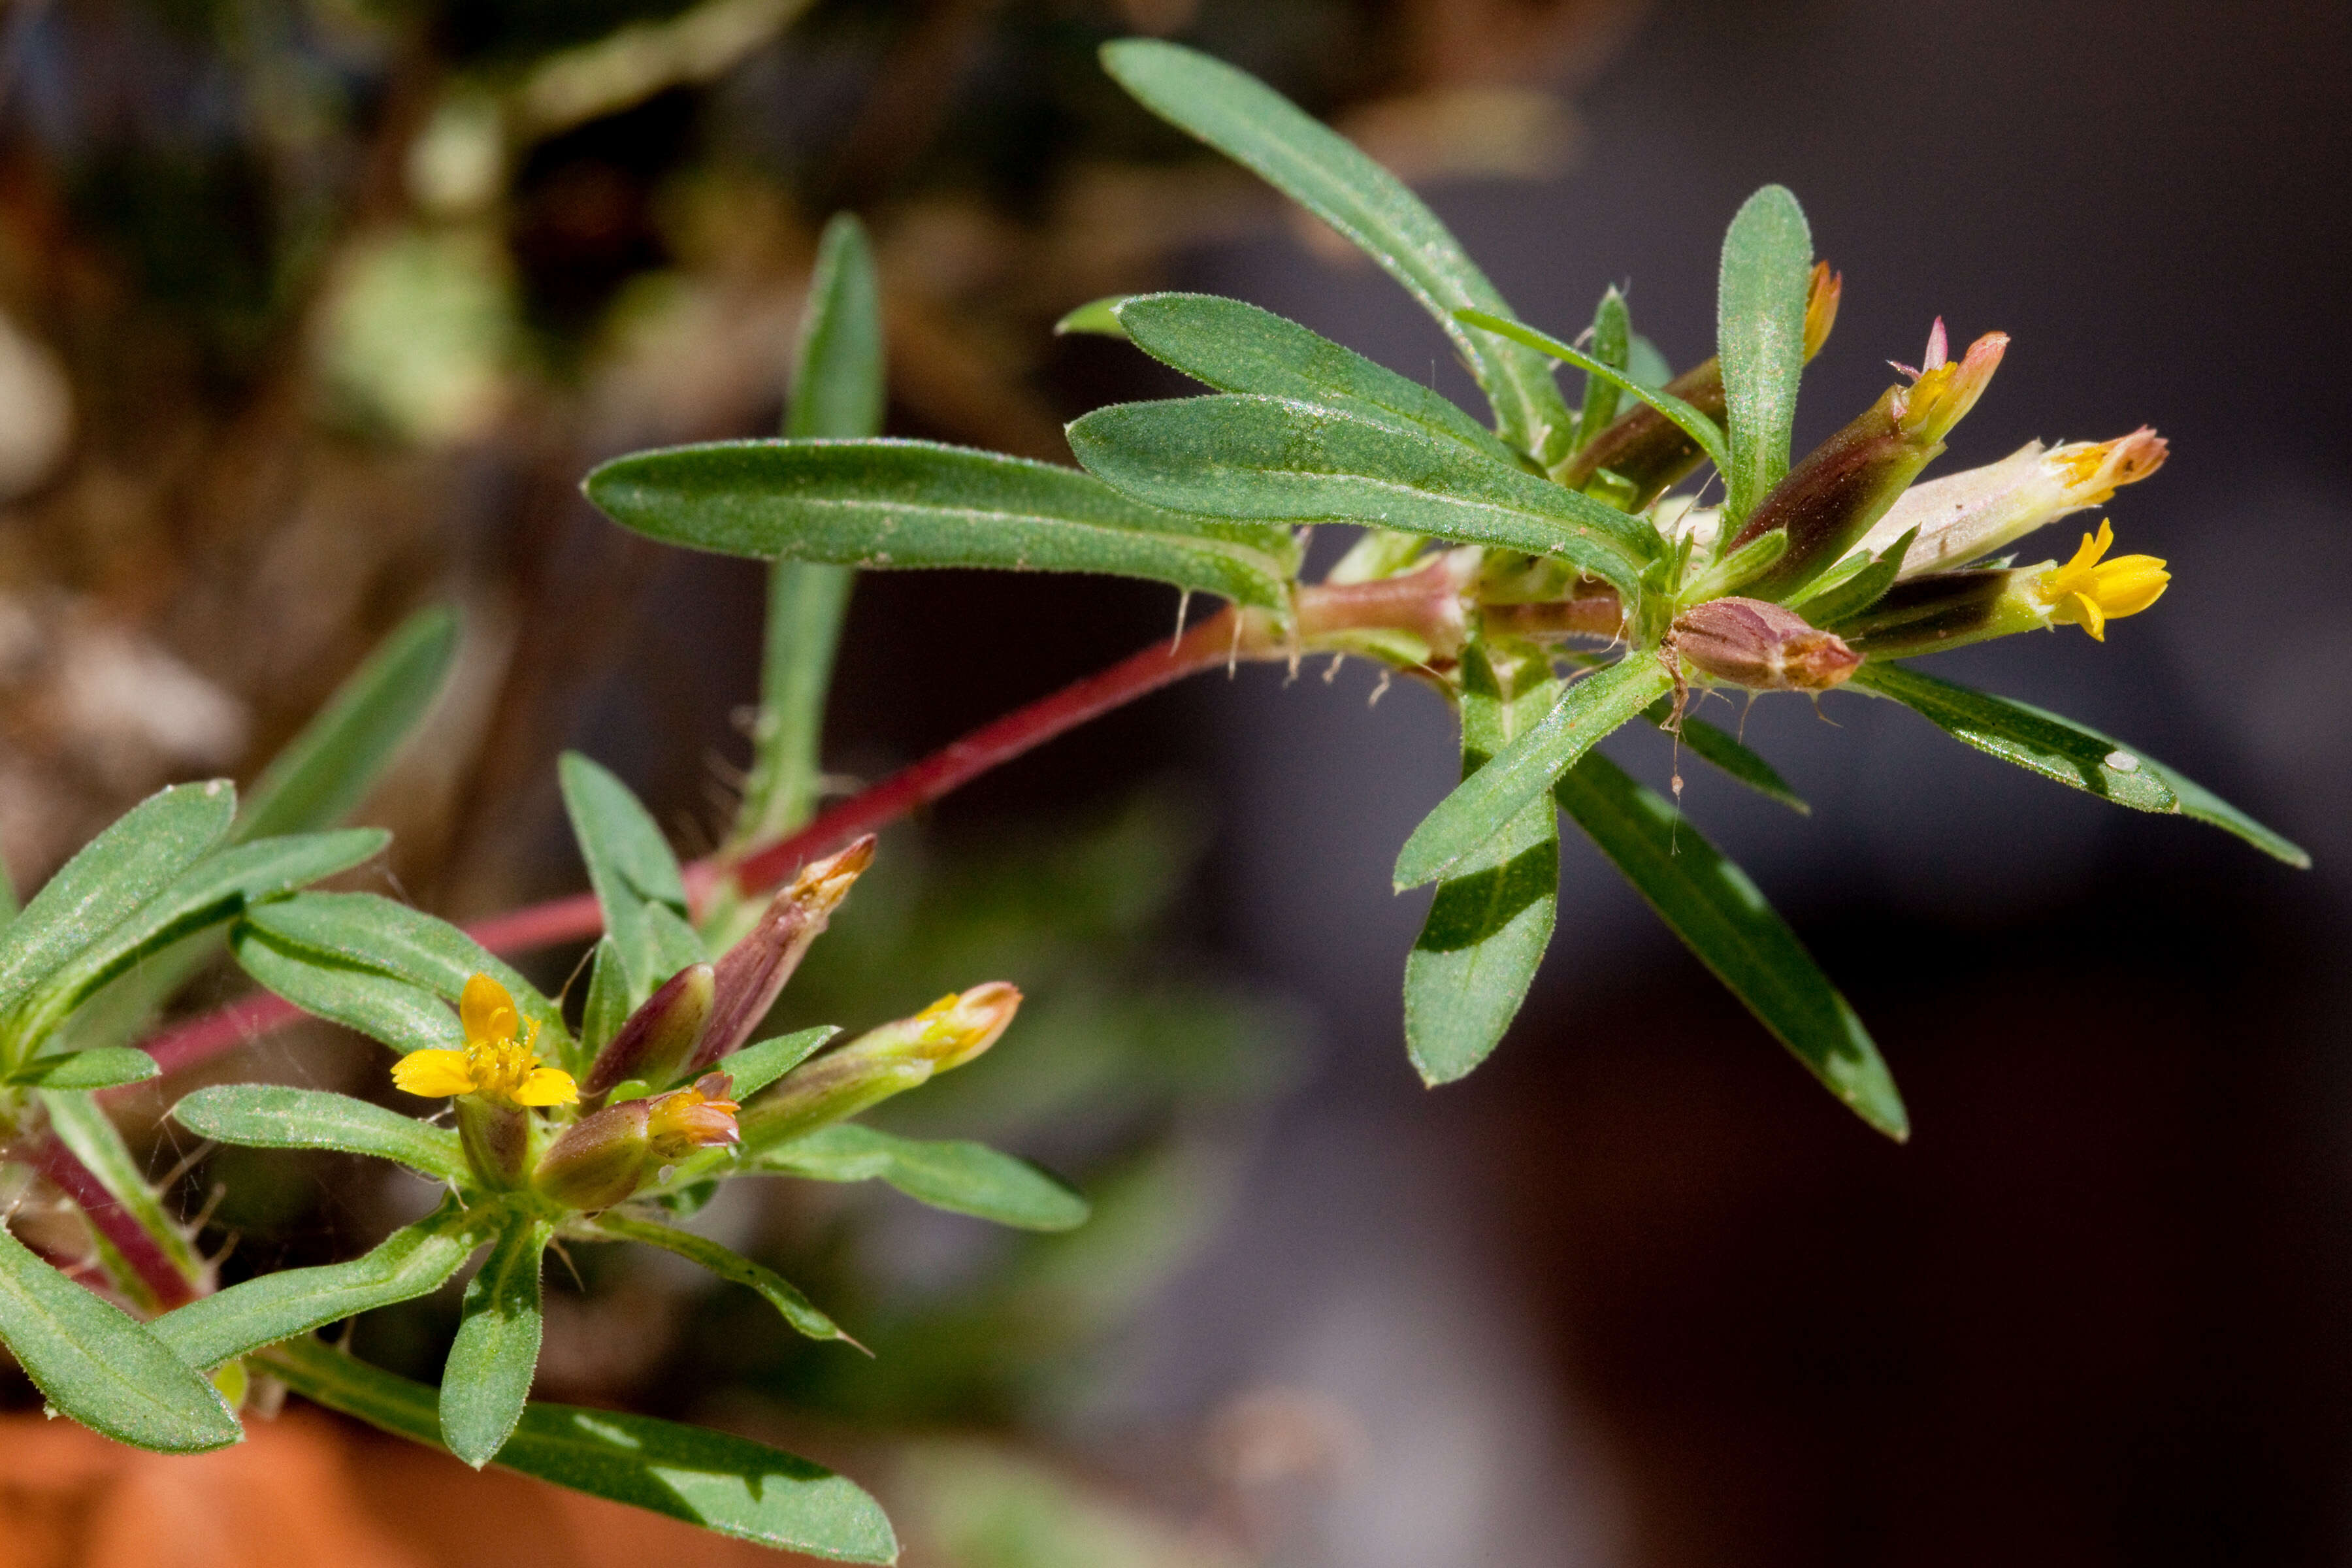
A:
3;1;2349;1563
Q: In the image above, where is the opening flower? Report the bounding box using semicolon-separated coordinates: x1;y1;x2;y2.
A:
2033;519;2170;640
392;973;578;1107
645;1073;742;1159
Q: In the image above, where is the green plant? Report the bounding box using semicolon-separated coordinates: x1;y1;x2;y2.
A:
0;36;2302;1561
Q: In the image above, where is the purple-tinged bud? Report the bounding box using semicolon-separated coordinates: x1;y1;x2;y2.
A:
1556;262;1841;505
1668;598;1861;693
736;983;1022;1154
692;836;875;1071
1851;428;2168;579
582;962;714;1097
535;1073;741;1212
1726;326;2008;603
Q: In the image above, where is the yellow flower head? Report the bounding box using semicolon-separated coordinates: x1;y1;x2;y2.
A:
906;982;1023;1072
392;973;578;1107
1889;320;2008;444
2034;519;2170;641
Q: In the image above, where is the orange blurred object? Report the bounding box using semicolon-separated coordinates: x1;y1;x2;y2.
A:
0;1408;815;1568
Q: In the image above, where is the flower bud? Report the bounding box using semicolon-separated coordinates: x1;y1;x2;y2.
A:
582;962;714;1097
1850;429;2167;579
1557;263;1842;504
692;836;875;1071
534;1072;740;1212
1668;598;1859;693
1725;325;2008;603
736;983;1022;1154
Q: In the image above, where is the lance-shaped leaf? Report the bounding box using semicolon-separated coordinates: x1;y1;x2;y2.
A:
0;781;233;1017
155;1201;483;1370
442;1215;553;1467
172;1085;466;1181
1797;527;1917;628
585;439;1298;612
1716;185;1814;523
1403;641;1561;1085
1853;662;2309;866
1641;700;1810;814
43;1089;206;1288
1100;39;1574;459
11;830;388;1042
1555;750;1908;1139
1395;656;1676;889
740;215;885;851
589;1211;854;1346
237;605;461;843
576;938;630;1064
259;1337;898;1563
230;924;463;1053
1069;395;1654;598
0;1218;241;1454
719;1025;839;1101
1112;293;1520;465
1569;286;1632;453
560;753;702;1007
11;1047;159;1090
243;892;568;1043
755;1123;1090;1232
1456;310;1731;480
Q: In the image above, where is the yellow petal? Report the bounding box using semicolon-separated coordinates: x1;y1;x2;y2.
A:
2070;591;2107;641
2092;557;2170;619
393;1049;476;1098
460;973;519;1047
513;1066;579;1107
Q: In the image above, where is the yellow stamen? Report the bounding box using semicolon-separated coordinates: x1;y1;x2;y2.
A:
2033;519;2170;642
392;972;578;1107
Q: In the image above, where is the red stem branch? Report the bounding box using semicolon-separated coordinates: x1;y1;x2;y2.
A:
25;1139;197;1310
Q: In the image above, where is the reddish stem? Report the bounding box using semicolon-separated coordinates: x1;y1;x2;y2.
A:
25;1139;197;1310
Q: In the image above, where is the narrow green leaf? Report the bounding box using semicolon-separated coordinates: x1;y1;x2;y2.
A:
1113;293;1520;465
783;213;886;446
12;1047;159;1089
154;1201;483;1371
442;1215;551;1467
1798;528;1917;627
13;830;388;1039
0;781;234;1017
585;438;1297;612
1642;700;1809;813
259;1337;898;1562
1626;333;1672;391
589;1211;853;1345
237;606;461;843
1569;286;1631;454
172;1085;466;1180
0;1219;240;1453
560;753;695;1007
1853;662;2310;866
1716;186;1813;523
1555;750;1907;1139
230;924;463;1053
714;1025;838;1101
757;1123;1090;1232
1457;309;1731;480
1069;395;1652;598
1394;656;1676;889
42;1089;206;1286
1100;39;1573;457
734;216;884;850
242;892;567;1043
1053;295;1129;338
576;937;629;1066
1404;640;1561;1084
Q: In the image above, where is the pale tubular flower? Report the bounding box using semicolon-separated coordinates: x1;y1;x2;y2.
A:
1854;429;2168;579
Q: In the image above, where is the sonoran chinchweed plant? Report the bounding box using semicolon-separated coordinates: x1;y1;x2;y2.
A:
0;39;2301;1559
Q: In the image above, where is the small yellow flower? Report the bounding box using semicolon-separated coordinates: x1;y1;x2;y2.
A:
2034;519;2170;641
393;973;578;1107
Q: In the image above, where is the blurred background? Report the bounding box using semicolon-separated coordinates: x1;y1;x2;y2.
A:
0;0;2347;1563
